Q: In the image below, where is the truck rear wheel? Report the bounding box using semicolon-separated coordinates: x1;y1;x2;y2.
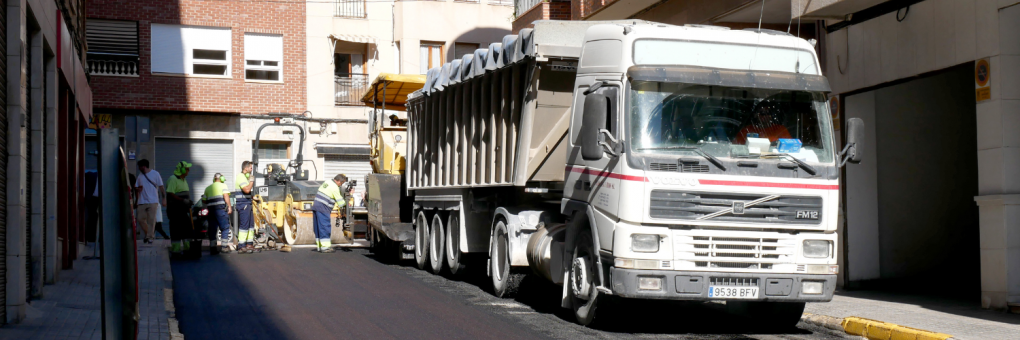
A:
445;213;465;275
569;229;600;326
415;211;430;270
490;220;522;298
429;213;446;274
726;301;805;330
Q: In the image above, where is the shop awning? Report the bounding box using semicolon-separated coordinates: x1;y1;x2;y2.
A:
329;34;377;44
361;73;427;111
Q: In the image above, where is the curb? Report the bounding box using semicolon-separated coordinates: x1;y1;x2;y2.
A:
801;313;956;340
162;246;185;340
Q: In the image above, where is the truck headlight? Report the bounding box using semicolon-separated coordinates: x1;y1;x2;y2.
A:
631;234;660;253
803;240;831;258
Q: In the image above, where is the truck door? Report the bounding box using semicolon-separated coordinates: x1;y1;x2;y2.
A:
565;81;623;247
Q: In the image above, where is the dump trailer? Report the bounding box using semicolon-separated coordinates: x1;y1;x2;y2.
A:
406;20;863;327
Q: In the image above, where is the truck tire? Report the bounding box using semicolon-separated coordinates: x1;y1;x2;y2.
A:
569;229;600;326
490;220;523;298
415;211;430;270
445;213;465;275
726;301;805;330
429;213;446;274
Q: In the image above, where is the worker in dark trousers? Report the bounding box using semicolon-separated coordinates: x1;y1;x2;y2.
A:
165;161;193;257
312;174;347;253
203;173;233;254
234;161;256;253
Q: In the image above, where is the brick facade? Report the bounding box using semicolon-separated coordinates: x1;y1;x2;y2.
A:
513;1;572;34
87;0;306;115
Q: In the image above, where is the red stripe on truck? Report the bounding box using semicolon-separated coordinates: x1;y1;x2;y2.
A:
698;179;839;190
566;166;648;182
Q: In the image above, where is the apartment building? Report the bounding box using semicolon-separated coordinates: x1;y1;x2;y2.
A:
307;0;513;198
85;1;340;211
512;0;1020;312
0;0;92;324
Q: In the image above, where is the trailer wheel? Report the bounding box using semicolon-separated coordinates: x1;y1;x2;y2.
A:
569;229;600;326
415;211;430;270
429;213;446;274
445;213;465;275
490;220;523;298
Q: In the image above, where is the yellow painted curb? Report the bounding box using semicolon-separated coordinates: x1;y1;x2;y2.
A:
841;316;953;340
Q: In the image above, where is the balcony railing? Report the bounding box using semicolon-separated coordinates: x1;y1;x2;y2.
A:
87;55;139;77
515;0;541;14
335;0;366;18
335;73;369;106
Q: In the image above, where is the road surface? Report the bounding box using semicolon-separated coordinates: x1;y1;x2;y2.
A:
171;247;854;340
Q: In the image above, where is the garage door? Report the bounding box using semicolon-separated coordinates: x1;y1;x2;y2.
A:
324;154;371;206
155;138;234;224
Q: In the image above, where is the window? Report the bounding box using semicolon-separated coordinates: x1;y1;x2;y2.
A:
256;142;289;159
334;53;365;76
419;42;443;74
86;20;139;76
245;33;283;81
151;24;231;76
453;43;479;62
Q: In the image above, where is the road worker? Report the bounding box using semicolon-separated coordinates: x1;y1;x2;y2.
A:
234;161;256;254
165;161;193;257
204;173;233;254
312;174;347;253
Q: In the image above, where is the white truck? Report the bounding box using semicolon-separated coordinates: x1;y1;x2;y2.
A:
405;20;863;327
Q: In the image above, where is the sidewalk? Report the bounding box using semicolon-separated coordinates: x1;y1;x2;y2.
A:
806;290;1020;340
0;240;177;340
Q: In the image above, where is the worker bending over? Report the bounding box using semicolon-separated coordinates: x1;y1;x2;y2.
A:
204;173;233;254
312;174;347;253
234;161;256;254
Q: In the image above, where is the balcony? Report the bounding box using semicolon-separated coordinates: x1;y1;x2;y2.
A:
515;0;541;14
335;73;369;106
335;0;367;18
86;55;139;77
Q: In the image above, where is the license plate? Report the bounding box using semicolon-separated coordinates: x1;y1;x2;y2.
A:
708;286;759;299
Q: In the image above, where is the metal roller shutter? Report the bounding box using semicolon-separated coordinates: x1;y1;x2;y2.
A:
324;154;371;206
154;138;234;225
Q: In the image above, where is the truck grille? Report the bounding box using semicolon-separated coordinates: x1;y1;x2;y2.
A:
650;190;823;224
649;162;709;173
675;231;796;272
710;277;758;286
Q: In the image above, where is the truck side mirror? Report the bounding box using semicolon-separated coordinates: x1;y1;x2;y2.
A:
840;118;864;166
581;94;608;161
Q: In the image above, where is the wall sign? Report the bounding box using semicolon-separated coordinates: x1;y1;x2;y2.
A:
89;114;112;129
976;59;991;102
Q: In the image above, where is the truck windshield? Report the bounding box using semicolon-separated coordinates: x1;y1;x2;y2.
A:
628;80;834;164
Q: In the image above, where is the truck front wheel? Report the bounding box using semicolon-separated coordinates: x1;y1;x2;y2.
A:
726;301;805;330
415;211;430;270
569;229;600;326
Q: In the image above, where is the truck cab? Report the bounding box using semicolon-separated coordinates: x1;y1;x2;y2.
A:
561;24;851;325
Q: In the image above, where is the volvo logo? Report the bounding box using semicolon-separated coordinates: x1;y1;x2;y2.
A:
649;177;698;186
732;202;745;214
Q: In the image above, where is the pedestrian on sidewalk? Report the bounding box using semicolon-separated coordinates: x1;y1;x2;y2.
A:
204;173;233;254
166;161;193;257
135;159;166;244
234;161;257;254
312;174;348;253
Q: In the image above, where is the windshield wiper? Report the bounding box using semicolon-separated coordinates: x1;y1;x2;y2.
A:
762;153;817;175
637;146;727;171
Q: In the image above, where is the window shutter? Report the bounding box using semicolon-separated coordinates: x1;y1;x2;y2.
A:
244;33;282;62
420;45;429;74
87;20;138;56
150;24;185;74
183;26;231;54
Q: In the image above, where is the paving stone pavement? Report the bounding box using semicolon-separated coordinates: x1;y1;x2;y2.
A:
806;290;1020;340
0;240;176;340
